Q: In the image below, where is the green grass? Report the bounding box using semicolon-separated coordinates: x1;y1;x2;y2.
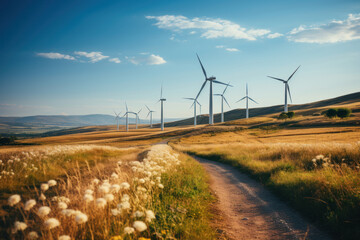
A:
178;145;360;240
149;154;216;240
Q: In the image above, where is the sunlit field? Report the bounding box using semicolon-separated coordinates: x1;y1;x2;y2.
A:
172;126;360;240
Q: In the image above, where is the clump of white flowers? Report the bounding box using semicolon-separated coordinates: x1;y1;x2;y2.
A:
8;194;21;206
24;199;36;211
133;220;147;232
37;206;51;217
13;221;27;233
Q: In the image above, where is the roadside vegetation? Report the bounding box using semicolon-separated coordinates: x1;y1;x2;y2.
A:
1;144;216;240
322;108;352;119
172;141;360;240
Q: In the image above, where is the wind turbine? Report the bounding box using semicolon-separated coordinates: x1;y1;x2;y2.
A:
267;66;300;113
114;111;121;130
236;83;258;119
183;97;201;127
195;54;232;125
145;105;155;128
157;85;166;131
135;109;142;129
122;102;132;132
214;82;232;123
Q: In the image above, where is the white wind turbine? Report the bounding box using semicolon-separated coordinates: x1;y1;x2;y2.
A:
183;97;201;127
114;111;121;130
157;85;166;131
122;102;133;132
214;82;232;123
195;54;232;125
236;83;258;119
145;105;155;128
134;109;142;129
267;66;300;113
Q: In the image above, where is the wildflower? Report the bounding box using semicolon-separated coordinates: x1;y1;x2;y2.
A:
8;194;21;206
39;193;46;201
139;178;145;184
120;182;130;190
117;201;130;210
61;209;75;217
58;235;71;240
110;184;120;193
316;154;324;160
85;189;93;195
44;218;60;229
75;212;88;224
24;199;36;211
111;172;119;179
92;178;100;184
117;161;122;166
145;210;155;222
37;206;51;217
28;231;39;239
96;198;107;208
105;193;114;202
13;221;27;233
98;185;110;194
111;208;121;216
121;194;130;202
311;159;317;163
133;211;144;218
124;227;135;234
41;183;49;192
133;221;147;232
158;183;164;189
83;194;94;203
58;202;68;210
48;179;57;187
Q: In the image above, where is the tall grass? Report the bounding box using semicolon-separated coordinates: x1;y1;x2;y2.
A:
173;142;360;240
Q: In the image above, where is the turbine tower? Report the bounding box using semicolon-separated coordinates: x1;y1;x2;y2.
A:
135;109;142;129
183;97;201;127
195;54;231;125
122;102;133;132
214;82;232;123
236;83;258;119
145;105;155;128
114;111;121;130
267;66;300;113
157;85;166;131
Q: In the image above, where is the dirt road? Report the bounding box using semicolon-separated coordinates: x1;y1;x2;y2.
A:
195;156;331;240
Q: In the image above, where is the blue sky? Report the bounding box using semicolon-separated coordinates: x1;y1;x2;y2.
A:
1;0;360;119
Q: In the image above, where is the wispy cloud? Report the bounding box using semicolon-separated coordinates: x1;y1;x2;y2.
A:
225;48;239;52
216;45;225;48
146;15;274;40
126;53;166;65
109;57;121;63
37;52;75;60
74;51;109;63
267;33;283;39
288;13;360;43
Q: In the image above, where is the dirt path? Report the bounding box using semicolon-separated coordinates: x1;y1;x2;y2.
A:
195;156;331;240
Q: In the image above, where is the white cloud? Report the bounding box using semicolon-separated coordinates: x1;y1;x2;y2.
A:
216;45;225;48
74;51;109;62
189;31;196;34
109;57;121;63
225;48;239;52
147;54;166;65
267;32;283;39
37;52;75;60
288;13;360;43
126;53;166;65
146;15;272;40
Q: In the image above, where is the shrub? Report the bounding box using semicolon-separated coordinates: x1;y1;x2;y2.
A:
324;108;338;118
336;108;351;119
286;111;295;118
278;112;288;120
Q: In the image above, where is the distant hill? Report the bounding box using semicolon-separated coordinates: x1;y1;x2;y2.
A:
161;91;360;127
0;114;182;135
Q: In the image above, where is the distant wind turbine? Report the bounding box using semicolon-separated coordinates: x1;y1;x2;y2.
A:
122;102;133;132
195;54;232;125
183;97;201;127
214;82;232;123
236;83;258;119
145;105;155;128
267;66;300;113
114;111;121;130
135;109;142;129
157;85;166;131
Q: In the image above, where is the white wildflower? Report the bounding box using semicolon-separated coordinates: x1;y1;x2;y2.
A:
110;184;120;193
24;199;36;211
37;206;51;217
92;178;100;184
61;209;75;217
83;194;94;203
75;212;88;224
13;221;27;233
111;208;121;216
139;178;145;184
120;182;130;190
121;194;130;202
145;210;156;222
85;189;93;195
124;227;135;234
98;185;110;194
133;210;144;218
28;231;39;239
58;235;71;240
111;172;119;179
133;221;147;232
96;198;107;208
44;218;60;229
105;193;114;202
58;202;68;210
41;183;49;192
39;193;46;201
48;179;57;187
8;194;21;206
117;201;130;210
158;183;164;189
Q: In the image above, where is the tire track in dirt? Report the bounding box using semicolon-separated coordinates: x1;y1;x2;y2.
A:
195;156;331;240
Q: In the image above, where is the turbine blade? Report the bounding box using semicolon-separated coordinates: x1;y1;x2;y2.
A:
214;94;222;96
196;53;208;79
145;105;150;112
138;109;142;114
287;84;293;103
224;96;231;108
213;80;230;86
125;102;128;112
146;112;150;118
287;65;301;81
195;80;207;99
246;83;248;96
183;97;195;100
267;76;286;82
196;100;201;106
223;82;231;94
189;101;194;109
236;96;246;103
248;97;258;104
160;84;163;98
